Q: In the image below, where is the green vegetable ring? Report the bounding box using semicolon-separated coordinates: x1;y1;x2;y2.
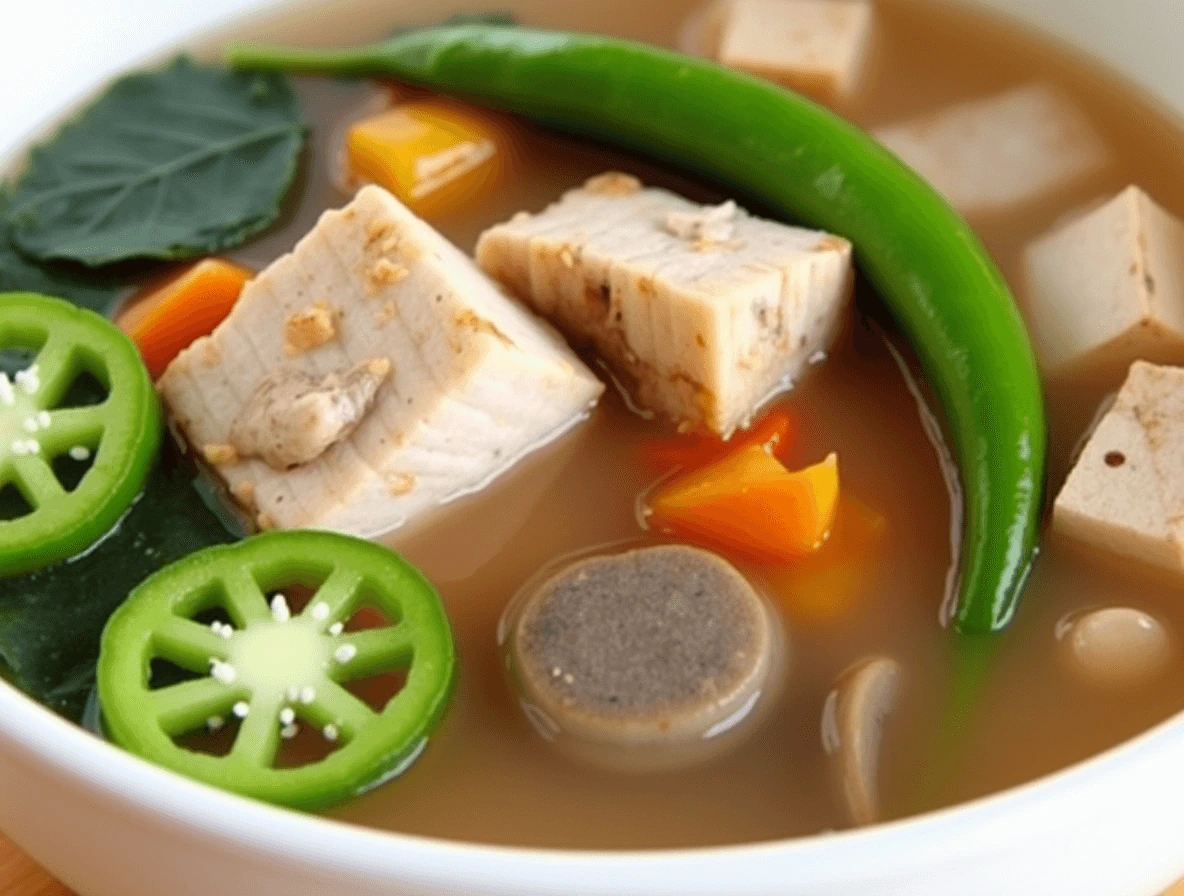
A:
98;531;455;810
0;292;160;577
230;26;1048;634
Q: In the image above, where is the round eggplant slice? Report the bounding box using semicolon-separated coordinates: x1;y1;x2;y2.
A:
505;544;785;772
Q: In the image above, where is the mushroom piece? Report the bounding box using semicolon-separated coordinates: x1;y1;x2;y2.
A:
821;655;902;827
505;544;786;772
229;357;391;470
1058;607;1173;690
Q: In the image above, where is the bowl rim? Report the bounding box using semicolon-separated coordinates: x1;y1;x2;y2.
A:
3;0;1184;887
4;667;1184;887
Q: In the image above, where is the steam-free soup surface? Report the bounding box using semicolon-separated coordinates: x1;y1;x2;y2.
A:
198;0;1184;848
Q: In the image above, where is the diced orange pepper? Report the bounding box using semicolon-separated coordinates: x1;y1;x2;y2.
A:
646;445;840;564
122;258;253;378
640;407;795;472
346;99;507;219
767;496;888;625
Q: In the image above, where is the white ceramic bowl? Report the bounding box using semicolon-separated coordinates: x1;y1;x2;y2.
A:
3;1;1184;894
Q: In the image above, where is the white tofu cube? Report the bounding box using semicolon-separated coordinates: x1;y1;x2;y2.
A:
160;186;604;538
1054;362;1184;576
873;84;1107;216
716;0;875;102
476;173;853;436
1022;186;1184;378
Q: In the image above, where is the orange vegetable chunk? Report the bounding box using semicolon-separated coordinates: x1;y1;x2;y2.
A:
346;100;506;218
769;496;888;625
124;258;253;378
640;407;795;473
647;444;840;563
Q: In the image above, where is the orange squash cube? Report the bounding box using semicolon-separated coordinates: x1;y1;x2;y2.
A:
346;100;507;218
123;258;253;378
647;445;840;564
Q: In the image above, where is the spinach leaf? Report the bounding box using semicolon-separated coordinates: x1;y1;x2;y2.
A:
0;194;122;313
0;443;236;720
4;56;306;268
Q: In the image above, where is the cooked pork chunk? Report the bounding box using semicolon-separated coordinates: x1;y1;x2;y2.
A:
160;185;604;537
476;173;853;436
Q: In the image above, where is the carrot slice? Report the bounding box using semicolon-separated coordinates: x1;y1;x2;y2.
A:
646;445;840;564
640;408;794;472
346;99;507;219
123;258;253;378
767;496;888;625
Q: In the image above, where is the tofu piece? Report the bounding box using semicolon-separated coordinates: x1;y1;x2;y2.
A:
1054;362;1184;576
716;0;874;103
159;185;604;538
475;173;853;436
873;84;1107;216
1022;186;1184;379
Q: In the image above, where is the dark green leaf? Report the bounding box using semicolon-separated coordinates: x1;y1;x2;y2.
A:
4;56;306;267
0;443;236;720
0;194;122;313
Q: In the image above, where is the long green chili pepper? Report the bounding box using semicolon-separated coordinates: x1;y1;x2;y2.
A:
228;25;1047;635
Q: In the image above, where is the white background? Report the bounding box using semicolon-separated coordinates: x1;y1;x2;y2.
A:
0;0;266;159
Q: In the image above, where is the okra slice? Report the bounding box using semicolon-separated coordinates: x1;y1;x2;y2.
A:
0;292;161;576
97;531;456;810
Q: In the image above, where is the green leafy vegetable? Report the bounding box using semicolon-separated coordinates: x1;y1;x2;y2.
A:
0;443;236;720
4;56;306;267
0;195;121;313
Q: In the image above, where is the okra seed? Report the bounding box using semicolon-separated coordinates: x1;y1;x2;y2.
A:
323;724;339;742
14;365;39;395
10;439;40;456
209;659;238;685
279;707;296;726
311;602;330;621
270;594;291;623
334;644;358;664
232;701;250;719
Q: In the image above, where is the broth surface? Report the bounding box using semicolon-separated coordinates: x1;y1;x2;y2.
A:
182;0;1184;848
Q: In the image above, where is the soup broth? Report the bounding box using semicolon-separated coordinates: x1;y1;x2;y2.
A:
60;0;1184;849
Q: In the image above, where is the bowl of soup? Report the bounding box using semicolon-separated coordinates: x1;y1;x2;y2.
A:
2;0;1184;893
